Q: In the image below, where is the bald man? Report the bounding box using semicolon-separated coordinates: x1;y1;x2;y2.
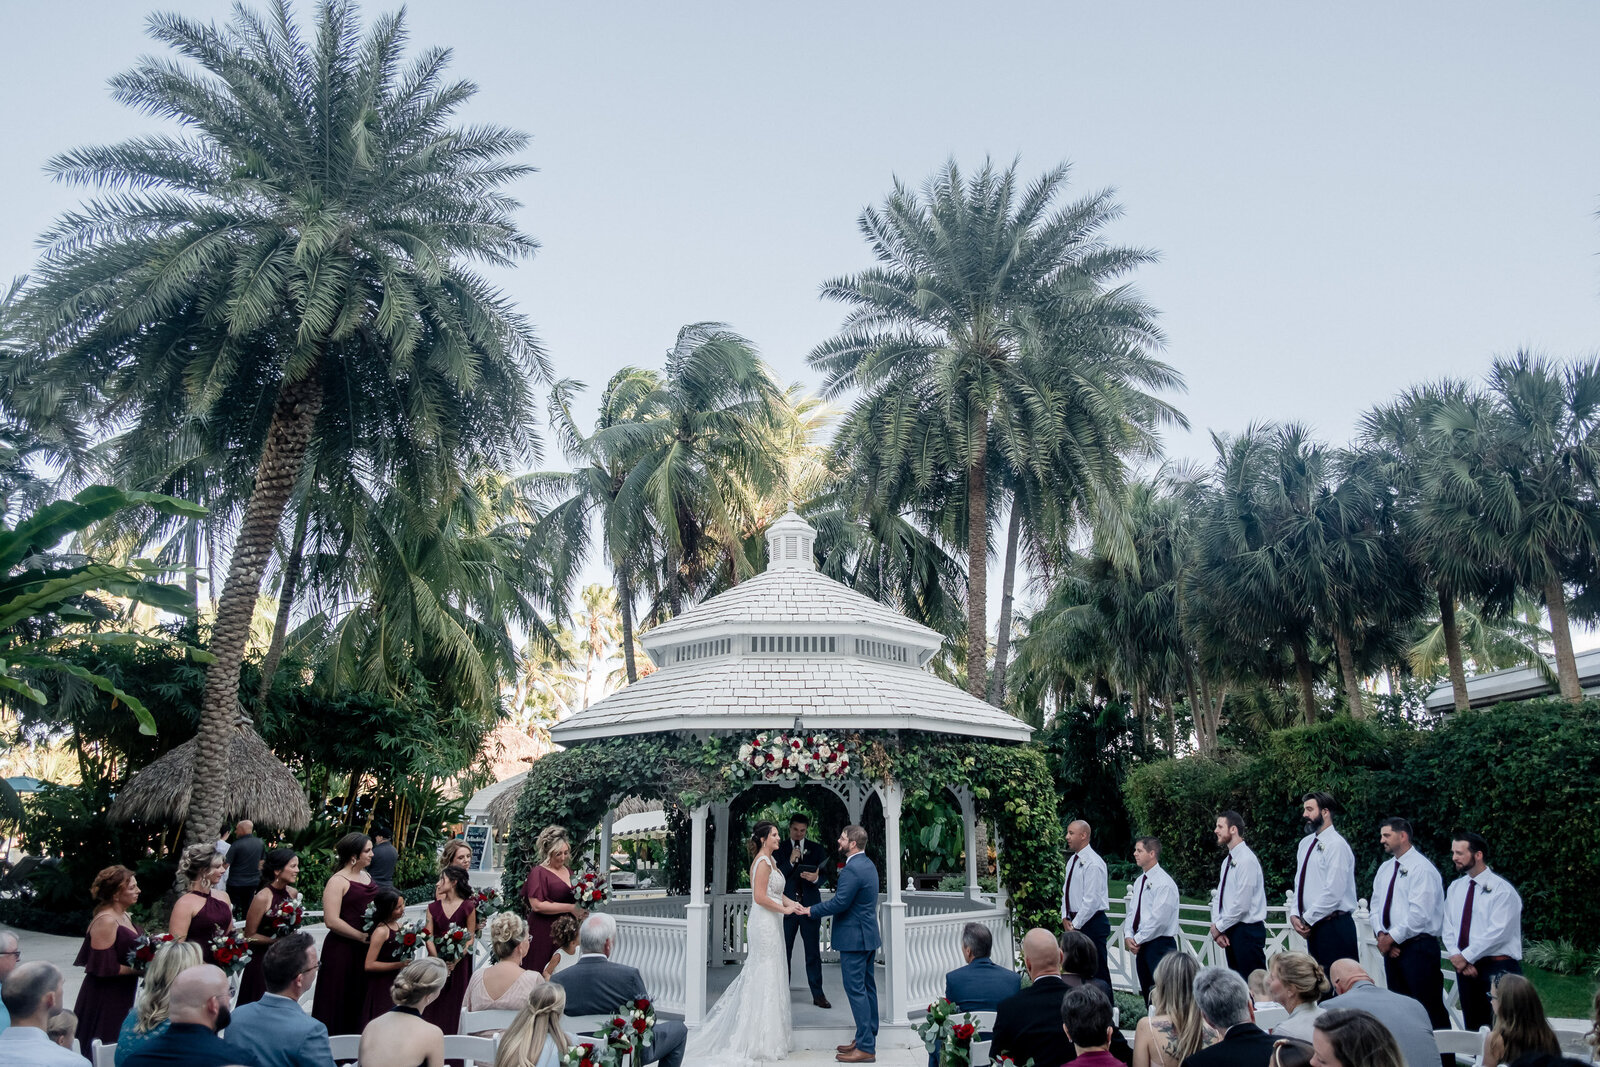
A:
122;964;255;1066
991;929;1132;1067
1320;960;1441;1067
1059;820;1111;987
226;819;265;915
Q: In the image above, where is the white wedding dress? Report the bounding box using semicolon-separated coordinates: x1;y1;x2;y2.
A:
687;853;792;1064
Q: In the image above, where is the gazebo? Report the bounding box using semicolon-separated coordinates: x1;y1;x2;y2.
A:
532;510;1035;1039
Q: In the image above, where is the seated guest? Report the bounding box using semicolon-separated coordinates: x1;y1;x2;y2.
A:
1481;973;1560;1067
995;928;1132;1066
1063;985;1124;1067
466;912;544;1018
1265;952;1328;1043
222;933;337;1067
1134;951;1212;1067
1062;929;1115;1002
359;957;447;1067
121;964;256;1066
1181;966;1276;1067
1269;1038;1314;1067
1320;960;1440;1067
46;1008;77;1049
553;914;687;1067
932;922;1020;1065
493;982;569;1067
115;941;204;1065
1311;1008;1404;1067
1247;969;1274;1011
0;962;83;1065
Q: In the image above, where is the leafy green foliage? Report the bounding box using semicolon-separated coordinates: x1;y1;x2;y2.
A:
1523;939;1594;976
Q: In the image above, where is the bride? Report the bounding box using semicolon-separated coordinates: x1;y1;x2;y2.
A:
687;821;798;1064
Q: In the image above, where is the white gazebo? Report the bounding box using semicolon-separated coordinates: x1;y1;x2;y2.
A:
548;509;1030;1037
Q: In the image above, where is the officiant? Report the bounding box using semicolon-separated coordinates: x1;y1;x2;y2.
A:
775;812;833;1008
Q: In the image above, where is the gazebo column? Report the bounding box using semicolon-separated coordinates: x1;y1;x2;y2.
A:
598;809;614;876
711;800;731;964
686;803;710;1025
881;779;909;1024
954;786;979;901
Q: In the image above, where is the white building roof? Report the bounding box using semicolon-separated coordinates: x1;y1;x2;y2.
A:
1423;647;1600;710
551;509;1031;745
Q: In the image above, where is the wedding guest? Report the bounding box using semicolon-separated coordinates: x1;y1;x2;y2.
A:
1210;811;1268;981
992;928;1078;1067
465;913;543;1022
358;958;447;1067
0;962;81;1066
0;927;18;1031
491;982;568;1067
369;826;399;890
1060;931;1133;1060
1248;969;1274;1011
1270;1039;1314;1067
1444;831;1523;1033
238;848;300;1006
310;832;379;1036
225;821;265;917
1266;952;1328;1043
440;839;473;873
119;964;249;1067
422;865;477;1037
1134;951;1212;1067
1288;793;1358;973
552;914;686;1067
1061;819;1113;988
1310;1008;1404;1067
1370;817;1449;1031
359;889;411;1029
46;1008;76;1049
1481;974;1560;1067
222;934;336;1067
167;843;235;966
1182;966;1276;1067
540;915;580;979
72;865;142;1052
1123;836;1180;1003
944;922;1020;1011
1320;960;1439;1067
114;942;203;1065
522;826;581;973
1061;985;1123;1067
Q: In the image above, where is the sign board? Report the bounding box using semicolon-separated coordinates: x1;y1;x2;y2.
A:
464;824;491;871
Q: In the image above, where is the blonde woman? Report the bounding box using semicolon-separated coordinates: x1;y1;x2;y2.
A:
440;839;473;871
167;842;235;965
113;940;203;1066
1133;952;1213;1067
1266;952;1329;1042
521;826;583;973
492;982;569;1067
358;956;448;1067
464;912;543;1021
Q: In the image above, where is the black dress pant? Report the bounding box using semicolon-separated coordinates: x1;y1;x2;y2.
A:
1223;920;1267;980
1383;934;1451;1030
1456;956;1520;1033
1305;912;1357;973
1078;912;1113;989
784;910;824;998
227;882;258;917
1135;935;1177;1003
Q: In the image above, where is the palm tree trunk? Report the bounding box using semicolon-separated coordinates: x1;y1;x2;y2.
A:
1163;687;1178;753
256;501;309;701
617;566;638;684
1292;638;1318;723
183;376;322;852
1544;576;1583;702
1438;586;1470;712
185;523;200;606
1333;625;1365;718
1184;661;1207;754
987;497;1023;707
965;413;989;699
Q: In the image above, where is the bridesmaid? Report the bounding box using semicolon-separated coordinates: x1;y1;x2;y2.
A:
237;848;300;1005
358;889;411;1029
521;826;582;973
168;843;235;965
311;832;380;1036
72;865;142;1055
422;865;477;1036
439;839;473;872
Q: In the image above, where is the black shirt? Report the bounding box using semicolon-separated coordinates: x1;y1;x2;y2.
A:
121;1022;258;1066
369;841;400;888
227;834;265;888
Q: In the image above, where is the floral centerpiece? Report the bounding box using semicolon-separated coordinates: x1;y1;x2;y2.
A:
209;929;253;976
258;896;305;939
432;922;472;964
125;932;174;976
574;866;608;910
561;1040;616;1067
734;731;851;783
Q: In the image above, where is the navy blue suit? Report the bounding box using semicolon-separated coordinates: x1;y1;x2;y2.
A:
933;958;1022;1067
121;1022;258;1066
775;836;832;999
807;851;881;1054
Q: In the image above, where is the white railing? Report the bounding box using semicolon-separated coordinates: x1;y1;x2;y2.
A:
902;903;1014;1012
612;914;688;1014
609;895;688;919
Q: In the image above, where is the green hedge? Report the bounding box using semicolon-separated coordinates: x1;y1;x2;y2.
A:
1122;700;1600;943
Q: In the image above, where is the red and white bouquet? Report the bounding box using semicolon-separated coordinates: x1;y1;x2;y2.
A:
574;867;608;910
209;928;253;976
735;731;850;782
561;1040;616;1067
393;918;428;959
125;932;174;976
604;996;655;1056
469;886;501;919
258;896;305;939
432;921;472;964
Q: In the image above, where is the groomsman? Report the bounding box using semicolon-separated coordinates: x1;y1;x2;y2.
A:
1208;810;1267;981
1370;817;1450;1031
775;813;833;1009
1444;831;1523;1033
1059;820;1112;988
1288;791;1358;972
1122;836;1179;1003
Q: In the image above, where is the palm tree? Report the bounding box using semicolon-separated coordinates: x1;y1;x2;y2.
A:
572;584;621;708
22;2;544;847
810;158;1178;698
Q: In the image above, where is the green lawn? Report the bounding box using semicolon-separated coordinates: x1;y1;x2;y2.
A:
1524;965;1598;1021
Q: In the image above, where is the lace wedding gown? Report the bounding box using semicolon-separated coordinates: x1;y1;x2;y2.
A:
687;854;792;1064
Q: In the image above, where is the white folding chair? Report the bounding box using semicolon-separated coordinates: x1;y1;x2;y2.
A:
90;1039;117;1067
970;1036;993;1066
1253;1003;1288;1030
966;1009;999;1032
1433;1026;1488;1065
561;1012;612;1038
1554;1028;1596;1062
328;1033;362;1061
459;1007;519;1034
443;1033;499;1065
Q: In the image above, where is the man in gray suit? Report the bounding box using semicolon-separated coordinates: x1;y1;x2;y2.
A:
553;914;686;1067
1321;960;1442;1067
222;934;335;1067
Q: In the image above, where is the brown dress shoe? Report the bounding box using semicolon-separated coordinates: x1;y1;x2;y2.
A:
836;1051;876;1063
835;1041;855;1053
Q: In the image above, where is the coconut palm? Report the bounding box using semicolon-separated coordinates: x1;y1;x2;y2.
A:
21;2;544;846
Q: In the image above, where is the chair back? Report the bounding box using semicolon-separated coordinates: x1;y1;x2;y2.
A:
561;1012;611;1037
90;1039;117;1067
443;1033;500;1065
970;1036;993;1066
1253;1003;1289;1029
1432;1027;1489;1059
459;1008;519;1034
328;1033;362;1060
966;1009;999;1031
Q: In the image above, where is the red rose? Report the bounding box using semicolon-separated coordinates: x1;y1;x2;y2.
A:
635;998;649;1009
952;1023;975;1041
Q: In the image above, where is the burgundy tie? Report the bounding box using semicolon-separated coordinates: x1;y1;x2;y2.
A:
1132;875;1147;934
1218;856;1231;911
1382;863;1400;930
1064;855;1078;915
1458;879;1477;950
1296;839;1316;915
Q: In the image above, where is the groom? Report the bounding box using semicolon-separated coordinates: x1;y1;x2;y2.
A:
801;824;881;1063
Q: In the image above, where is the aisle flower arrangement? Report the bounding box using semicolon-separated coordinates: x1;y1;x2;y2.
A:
561;1040;616;1067
734;731;851;782
914;996;980;1066
603;996;655;1065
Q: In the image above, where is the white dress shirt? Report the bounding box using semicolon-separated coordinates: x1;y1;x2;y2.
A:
0;1025;86;1066
1290;825;1357;924
1123;863;1180;944
1443;867;1522;963
1370;846;1444;943
1212;840;1267;930
1060;845;1109;925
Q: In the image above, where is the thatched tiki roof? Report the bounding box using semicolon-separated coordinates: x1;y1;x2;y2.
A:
109;718;311;831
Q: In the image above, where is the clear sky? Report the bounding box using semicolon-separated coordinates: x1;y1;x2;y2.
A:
4;2;1599;641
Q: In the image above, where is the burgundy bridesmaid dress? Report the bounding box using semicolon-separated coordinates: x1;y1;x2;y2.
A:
420;898;476;1035
311;876;381;1036
357;925;409;1030
72;919;141;1053
182;892;237;965
236;885;293;1005
521;865;574;973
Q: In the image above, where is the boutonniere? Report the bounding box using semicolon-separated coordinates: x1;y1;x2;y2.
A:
1316;842;1325;853
1480;885;1492;895
1398;866;1409;878
1227;858;1237;869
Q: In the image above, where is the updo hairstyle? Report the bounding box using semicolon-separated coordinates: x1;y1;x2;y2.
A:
179;842;220;888
536;825;570;863
90;865;135;908
1268;951;1331;1003
264;848;298;884
390;956;448;1008
488;911;528;960
748;821;778;858
440;864;471;899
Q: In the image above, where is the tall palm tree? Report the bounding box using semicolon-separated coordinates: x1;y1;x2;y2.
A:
810;158;1178;698
22;2;544;847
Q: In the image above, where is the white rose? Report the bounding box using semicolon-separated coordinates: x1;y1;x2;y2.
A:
739;744;752;759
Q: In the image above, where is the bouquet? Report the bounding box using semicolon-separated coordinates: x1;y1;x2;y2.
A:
258;896;305;939
915;997;961;1053
125;932;174;976
604;997;655;1062
734;731;851;782
209;928;253;976
469;886;501;919
574;867;608;910
561;1040;617;1067
392;918;428;959
432;922;472;964
362;901;378;933
944;1020;978;1067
